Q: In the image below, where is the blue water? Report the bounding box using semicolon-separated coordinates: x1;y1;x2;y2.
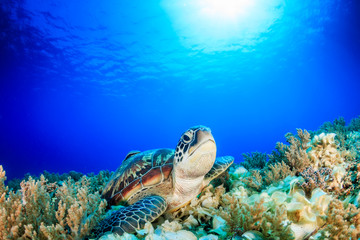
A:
1;0;359;181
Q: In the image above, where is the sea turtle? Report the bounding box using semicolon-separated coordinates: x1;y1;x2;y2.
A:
90;126;234;238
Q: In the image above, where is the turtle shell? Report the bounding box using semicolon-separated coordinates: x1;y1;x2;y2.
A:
102;148;174;206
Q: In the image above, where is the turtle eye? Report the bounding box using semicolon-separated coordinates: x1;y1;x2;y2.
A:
183;135;190;142
182;132;193;143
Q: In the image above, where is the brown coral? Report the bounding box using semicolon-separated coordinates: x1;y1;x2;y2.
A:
298;167;332;198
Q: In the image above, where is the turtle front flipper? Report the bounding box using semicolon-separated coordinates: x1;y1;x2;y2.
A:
89;195;167;239
204;156;234;183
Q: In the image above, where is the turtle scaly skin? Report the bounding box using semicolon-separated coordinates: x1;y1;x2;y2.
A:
90;126;234;238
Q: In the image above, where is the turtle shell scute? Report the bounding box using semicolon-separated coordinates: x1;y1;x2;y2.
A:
102;148;174;204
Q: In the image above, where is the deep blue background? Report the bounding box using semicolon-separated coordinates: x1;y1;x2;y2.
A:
1;0;359;180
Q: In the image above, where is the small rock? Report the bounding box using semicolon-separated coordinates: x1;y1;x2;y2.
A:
163;230;197;240
199;234;219;240
241;230;264;240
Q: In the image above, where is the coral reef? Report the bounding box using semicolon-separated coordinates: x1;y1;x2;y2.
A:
2;116;360;240
7;169;112;192
241;151;268;170
218;191;294;239
277;129;312;173
243;169;263;191
264;161;293;185
0;166;108;240
315;117;348;145
313;116;360;158
317;199;360;239
343;131;360;161
308;133;344;169
298;167;332;198
348;116;360;132
238;129;313;192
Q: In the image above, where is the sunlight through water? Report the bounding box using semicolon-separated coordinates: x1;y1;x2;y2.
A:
162;0;285;52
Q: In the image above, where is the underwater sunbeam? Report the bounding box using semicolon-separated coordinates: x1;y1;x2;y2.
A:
200;0;255;21
162;0;285;52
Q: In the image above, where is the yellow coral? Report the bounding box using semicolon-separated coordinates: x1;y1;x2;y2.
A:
308;133;344;169
267;187;332;239
318;199;360;239
283;129;312;172
243;169;263;191
264;161;293;185
218;191;294;239
0;165;6;193
135;221;197;240
171;184;225;223
0;165;107;240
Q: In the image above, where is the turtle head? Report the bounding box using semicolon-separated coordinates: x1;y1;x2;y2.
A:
174;126;216;178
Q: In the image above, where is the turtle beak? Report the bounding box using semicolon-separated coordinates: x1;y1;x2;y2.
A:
188;128;216;157
176;126;217;178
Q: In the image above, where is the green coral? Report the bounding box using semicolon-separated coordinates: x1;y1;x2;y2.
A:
312;116;360;150
241;151;268;170
315;117;348;144
344;131;360;161
348;116;360;132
